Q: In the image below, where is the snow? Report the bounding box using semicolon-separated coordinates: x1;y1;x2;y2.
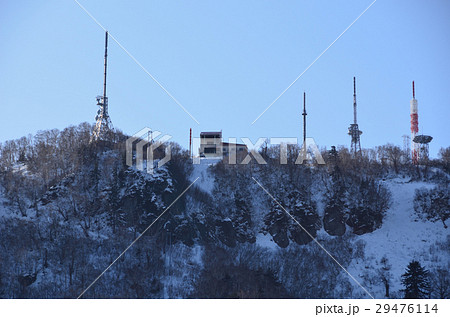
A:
189;158;220;193
12;162;27;173
191;244;203;265
1;149;448;299
256;232;279;251
348;177;448;297
162;243;204;298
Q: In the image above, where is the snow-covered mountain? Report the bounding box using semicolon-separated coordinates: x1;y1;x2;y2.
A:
0;125;448;298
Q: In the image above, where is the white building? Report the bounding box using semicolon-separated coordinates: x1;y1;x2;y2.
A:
199;131;247;158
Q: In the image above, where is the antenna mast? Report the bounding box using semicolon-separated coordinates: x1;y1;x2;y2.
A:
302;92;307;145
410;81;433;164
189;128;192;158
410;81;419;164
91;31;114;142
103;31;108;101
353;77;357;124
348;77;362;156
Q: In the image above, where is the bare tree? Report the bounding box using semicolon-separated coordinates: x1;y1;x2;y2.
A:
438;147;450;173
414;186;449;228
378;144;403;174
377;255;393;298
429;267;449;299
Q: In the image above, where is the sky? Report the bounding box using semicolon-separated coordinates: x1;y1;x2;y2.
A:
0;0;449;157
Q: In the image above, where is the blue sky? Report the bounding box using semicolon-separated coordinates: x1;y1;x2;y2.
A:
1;0;449;157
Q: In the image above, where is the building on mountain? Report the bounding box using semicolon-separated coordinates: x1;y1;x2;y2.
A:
199;131;247;158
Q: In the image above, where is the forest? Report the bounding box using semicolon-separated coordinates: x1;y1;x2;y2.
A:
0;122;448;298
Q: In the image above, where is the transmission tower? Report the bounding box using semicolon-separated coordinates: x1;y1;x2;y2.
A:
402;134;410;161
348;77;362;156
91;31;114;142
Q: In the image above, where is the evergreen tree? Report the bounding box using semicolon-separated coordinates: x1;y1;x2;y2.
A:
346;177;391;234
401;260;430;299
232;191;255;243
264;199;290;248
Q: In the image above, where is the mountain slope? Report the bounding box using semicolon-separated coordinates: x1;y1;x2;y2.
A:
348;177;448;298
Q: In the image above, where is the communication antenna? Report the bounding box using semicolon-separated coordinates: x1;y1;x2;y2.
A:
348;77;362;156
410;81;419;164
410;81;433;164
302;92;307;145
189;128;192;158
402;135;410;160
91;31;114;142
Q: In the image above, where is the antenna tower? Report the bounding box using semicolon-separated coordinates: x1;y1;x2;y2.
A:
410;81;419;164
348;77;362;156
302;92;307;145
402;135;410;161
91;31;114;142
189;128;192;158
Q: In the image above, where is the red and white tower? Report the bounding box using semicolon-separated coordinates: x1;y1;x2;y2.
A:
410;81;419;164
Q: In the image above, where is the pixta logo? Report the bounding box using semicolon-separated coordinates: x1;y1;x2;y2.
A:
126;127;172;174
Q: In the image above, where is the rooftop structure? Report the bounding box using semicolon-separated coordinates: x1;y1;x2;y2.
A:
199;131;247;158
